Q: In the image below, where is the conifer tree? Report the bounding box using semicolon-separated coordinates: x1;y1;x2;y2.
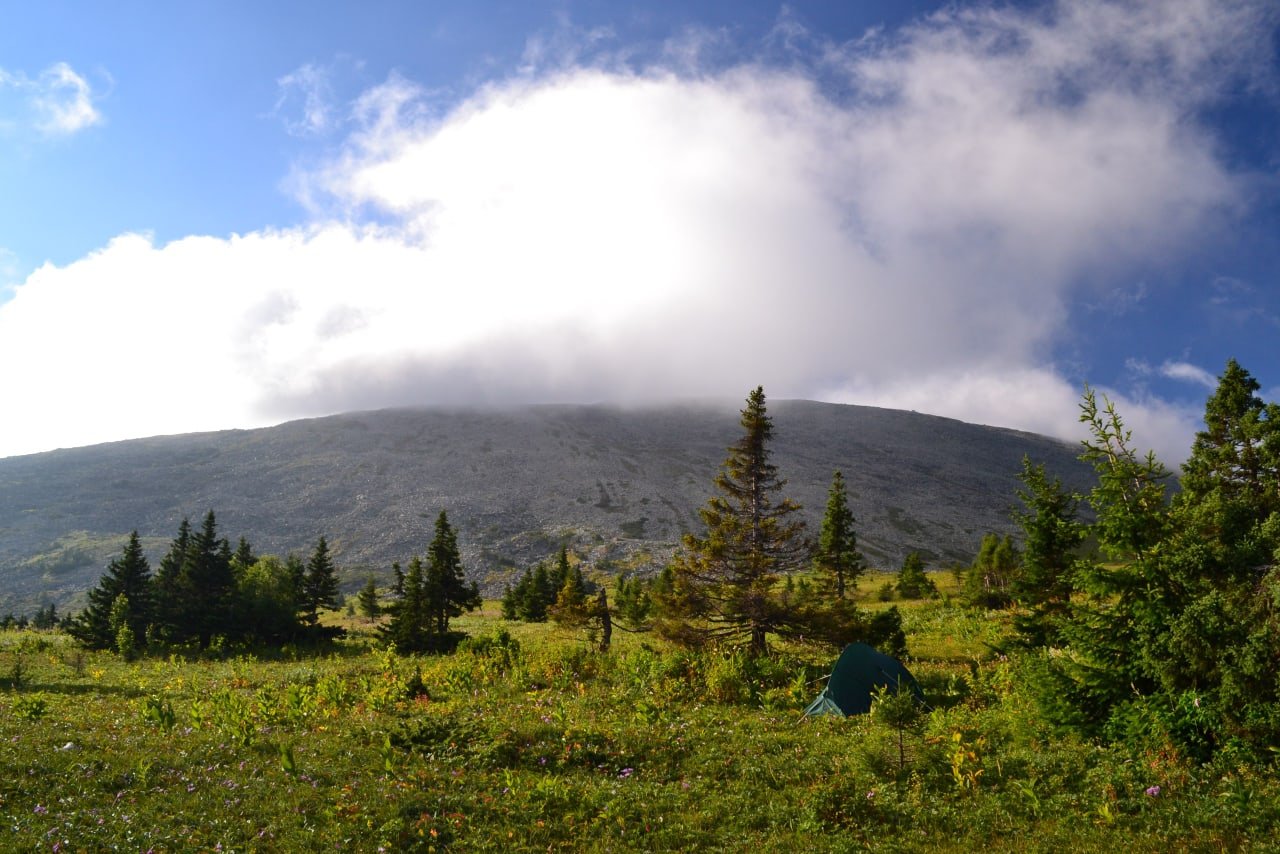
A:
69;531;153;651
422;511;480;636
1030;372;1280;752
895;551;937;600
381;556;431;653
180;511;237;646
151;518;191;640
357;576;380;623
301;536;340;627
231;537;256;575
500;583;518;620
656;387;810;655
1010;457;1083;646
814;470;863;598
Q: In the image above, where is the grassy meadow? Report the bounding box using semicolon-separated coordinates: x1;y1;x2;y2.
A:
2;572;1278;852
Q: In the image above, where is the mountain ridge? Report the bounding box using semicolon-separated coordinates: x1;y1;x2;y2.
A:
0;399;1093;614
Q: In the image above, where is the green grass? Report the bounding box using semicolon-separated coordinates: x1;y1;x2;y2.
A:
2;601;1278;852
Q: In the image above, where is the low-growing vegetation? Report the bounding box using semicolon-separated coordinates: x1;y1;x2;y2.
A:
2;601;1277;851
6;361;1280;849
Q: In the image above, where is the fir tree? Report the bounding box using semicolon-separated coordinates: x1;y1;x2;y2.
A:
231;537;256;575
895;551;937;600
422;511;480;636
392;562;405;599
814;470;863;598
151;518;191;639
381;556;431;653
301;536;340;627
180;511;237;646
357;576;380;623
1010;457;1083;647
656;387;811;655
68;531;153;651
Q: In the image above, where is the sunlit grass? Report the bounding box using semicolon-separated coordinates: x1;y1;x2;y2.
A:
1;599;1276;851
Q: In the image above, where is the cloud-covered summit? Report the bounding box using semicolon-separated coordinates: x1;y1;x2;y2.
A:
0;0;1275;462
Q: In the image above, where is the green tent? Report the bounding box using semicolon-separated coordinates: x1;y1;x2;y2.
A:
803;642;925;717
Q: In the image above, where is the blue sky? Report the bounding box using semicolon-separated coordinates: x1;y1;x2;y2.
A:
1;0;1277;463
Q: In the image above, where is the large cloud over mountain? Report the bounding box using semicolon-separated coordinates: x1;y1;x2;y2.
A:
1;0;1272;461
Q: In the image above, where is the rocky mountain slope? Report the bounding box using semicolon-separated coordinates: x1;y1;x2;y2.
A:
0;400;1094;614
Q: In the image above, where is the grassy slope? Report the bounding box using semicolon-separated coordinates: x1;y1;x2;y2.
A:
1;576;1276;852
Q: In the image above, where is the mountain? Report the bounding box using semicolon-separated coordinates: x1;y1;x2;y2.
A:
0;400;1094;615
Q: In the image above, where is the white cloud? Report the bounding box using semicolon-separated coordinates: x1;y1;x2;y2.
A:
1159;360;1217;389
0;62;102;136
1;0;1274;459
275;63;334;136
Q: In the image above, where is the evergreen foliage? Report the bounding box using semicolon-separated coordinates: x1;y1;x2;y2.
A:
655;387;812;654
814;470;864;598
357;576;380;623
501;548;581;623
1010;457;1083;646
68;531;153;650
423;511;481;636
177;511;238;647
382;556;432;653
1032;363;1280;756
301;536;340;627
894;551;937;600
380;511;480;653
612;573;656;629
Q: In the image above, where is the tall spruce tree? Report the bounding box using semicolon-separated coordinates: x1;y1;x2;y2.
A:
814;470;863;598
151;518;191;640
180;511;237;647
422;511;481;636
301;536;340;627
381;556;431;652
1010;457;1083;647
69;531;154;651
1041;389;1172;734
656;387;810;655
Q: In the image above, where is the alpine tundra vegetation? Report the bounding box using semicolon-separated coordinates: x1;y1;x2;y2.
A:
4;366;1280;850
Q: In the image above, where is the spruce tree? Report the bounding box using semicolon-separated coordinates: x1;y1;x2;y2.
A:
302;536;340;627
69;531;153;651
382;556;431;653
180;511;237;646
151;518;191;640
423;511;480;636
357;576;381;623
656;387;810;655
814;470;863;598
231;537;256;575
1010;457;1083;646
895;551;937;600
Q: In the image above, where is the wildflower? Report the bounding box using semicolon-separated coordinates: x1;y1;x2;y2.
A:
1145;786;1161;797
866;790;876;800
618;767;634;779
34;804;47;815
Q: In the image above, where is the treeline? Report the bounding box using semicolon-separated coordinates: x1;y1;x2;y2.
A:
968;358;1280;759
377;511;480;654
501;388;908;658
0;604;62;631
68;511;343;654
